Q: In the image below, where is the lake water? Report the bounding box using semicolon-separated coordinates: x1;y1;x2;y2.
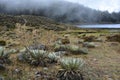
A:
78;24;120;28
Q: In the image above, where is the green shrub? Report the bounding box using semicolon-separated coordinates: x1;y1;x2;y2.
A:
0;40;6;46
107;34;120;42
61;38;70;44
83;36;97;42
6;22;15;29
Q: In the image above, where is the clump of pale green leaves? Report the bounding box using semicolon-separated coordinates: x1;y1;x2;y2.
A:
57;57;85;80
60;57;85;70
22;47;49;66
67;45;88;54
18;47;61;66
48;52;60;63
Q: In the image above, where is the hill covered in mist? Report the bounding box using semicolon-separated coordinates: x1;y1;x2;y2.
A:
0;0;120;24
0;14;77;31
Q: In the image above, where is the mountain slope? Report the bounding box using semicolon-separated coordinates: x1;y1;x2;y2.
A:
0;14;77;31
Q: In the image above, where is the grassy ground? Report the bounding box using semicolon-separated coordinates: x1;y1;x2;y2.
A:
0;24;120;80
59;30;120;80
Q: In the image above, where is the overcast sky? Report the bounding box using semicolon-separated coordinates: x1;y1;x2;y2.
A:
65;0;120;12
0;0;120;13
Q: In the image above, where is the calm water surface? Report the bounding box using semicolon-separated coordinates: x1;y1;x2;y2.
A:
78;24;120;28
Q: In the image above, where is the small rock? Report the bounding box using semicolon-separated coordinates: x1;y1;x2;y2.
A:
0;64;6;70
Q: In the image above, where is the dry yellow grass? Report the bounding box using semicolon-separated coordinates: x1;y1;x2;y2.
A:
0;24;120;80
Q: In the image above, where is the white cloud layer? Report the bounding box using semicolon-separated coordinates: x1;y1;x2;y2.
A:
65;0;120;12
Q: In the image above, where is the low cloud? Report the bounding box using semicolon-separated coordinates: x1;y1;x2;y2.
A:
65;0;120;12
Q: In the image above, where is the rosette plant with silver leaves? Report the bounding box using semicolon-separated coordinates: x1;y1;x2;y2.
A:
57;57;85;80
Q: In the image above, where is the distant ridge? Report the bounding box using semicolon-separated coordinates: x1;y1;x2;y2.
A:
0;14;77;31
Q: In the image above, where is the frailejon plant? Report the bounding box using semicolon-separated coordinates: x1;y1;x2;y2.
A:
18;47;62;66
54;43;68;52
26;47;49;66
0;46;12;64
48;52;60;63
57;57;85;80
67;45;79;53
67;45;88;54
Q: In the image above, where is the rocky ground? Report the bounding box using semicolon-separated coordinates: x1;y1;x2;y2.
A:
0;15;120;80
